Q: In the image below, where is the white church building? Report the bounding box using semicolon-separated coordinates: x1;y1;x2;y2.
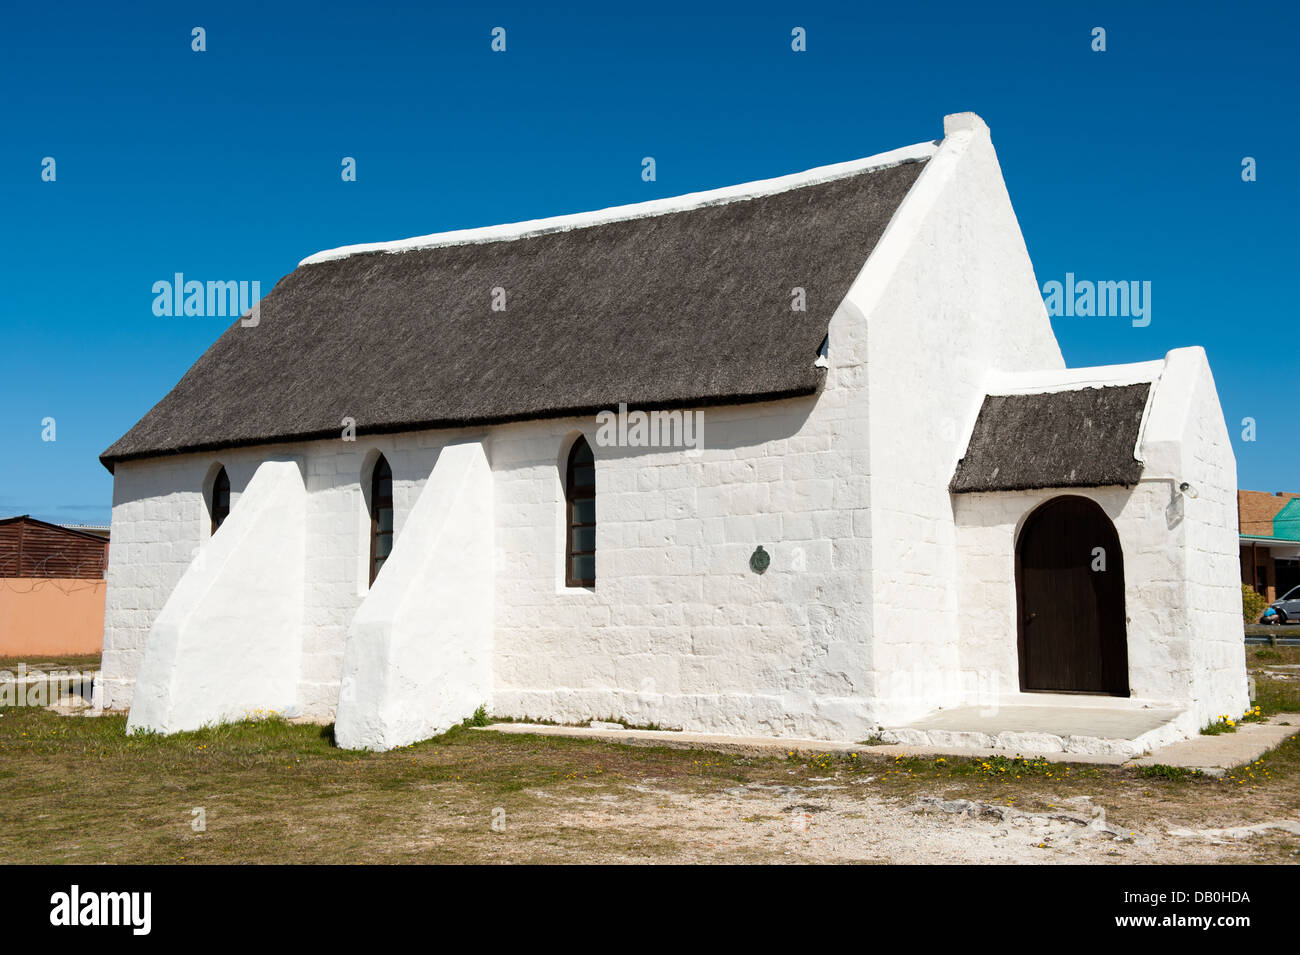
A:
98;113;1248;752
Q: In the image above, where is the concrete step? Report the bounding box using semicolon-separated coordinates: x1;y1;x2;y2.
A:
879;702;1190;758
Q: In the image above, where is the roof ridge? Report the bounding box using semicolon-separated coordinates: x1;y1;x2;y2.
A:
298;141;937;266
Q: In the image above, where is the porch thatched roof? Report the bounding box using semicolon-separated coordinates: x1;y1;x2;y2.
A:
950;384;1151;493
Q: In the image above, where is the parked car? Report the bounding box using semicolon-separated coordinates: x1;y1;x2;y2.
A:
1264;585;1300;624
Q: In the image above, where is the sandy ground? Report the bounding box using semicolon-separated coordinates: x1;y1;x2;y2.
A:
530;776;1298;864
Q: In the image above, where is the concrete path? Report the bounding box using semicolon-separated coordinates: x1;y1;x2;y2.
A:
895;704;1181;738
480;722;1139;763
480;712;1300;770
1130;718;1299;771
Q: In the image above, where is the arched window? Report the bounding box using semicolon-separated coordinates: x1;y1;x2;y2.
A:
564;437;596;587
209;466;230;535
369;455;393;586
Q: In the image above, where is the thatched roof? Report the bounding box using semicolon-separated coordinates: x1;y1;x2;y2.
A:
950;384;1151;493
101;155;930;470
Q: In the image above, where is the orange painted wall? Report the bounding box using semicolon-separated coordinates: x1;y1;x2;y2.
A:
0;578;105;656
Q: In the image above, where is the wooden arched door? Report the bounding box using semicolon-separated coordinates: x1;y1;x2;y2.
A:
1015;496;1129;696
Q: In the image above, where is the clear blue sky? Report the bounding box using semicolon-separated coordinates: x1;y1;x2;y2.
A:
2;1;1296;524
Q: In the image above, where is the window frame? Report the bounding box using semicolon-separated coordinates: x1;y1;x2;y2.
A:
209;466;231;536
564;437;596;588
369;455;393;587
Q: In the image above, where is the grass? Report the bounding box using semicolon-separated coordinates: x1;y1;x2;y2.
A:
0;646;1297;863
1136;764;1204;780
857;733;893;746
0;707;782;863
2;700;1298;863
1254;682;1300;718
1247;645;1300;718
790;748;1110;783
1201;706;1271;734
1202;715;1239;735
1246;645;1300;666
483;713;672;732
1245;624;1300;638
592;716;671;731
0;654;101;673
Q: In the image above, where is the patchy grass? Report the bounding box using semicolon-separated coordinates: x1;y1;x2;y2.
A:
0;654;101;673
1249;650;1300;730
2;697;1299;863
488;714;562;727
1242;705;1269;724
600;717;671;732
1249;655;1300;717
776;734;1300;836
1254;681;1300;718
0;706;784;863
1202;715;1240;735
486;714;673;732
1137;764;1204;780
856;734;893;746
1245;625;1300;641
1246;644;1300;667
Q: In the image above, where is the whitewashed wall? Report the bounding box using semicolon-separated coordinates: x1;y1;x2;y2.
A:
101;388;873;739
846;113;1066;723
101;434;446;720
954;482;1187;704
1140;347;1249;723
952;349;1247;723
488;391;874;739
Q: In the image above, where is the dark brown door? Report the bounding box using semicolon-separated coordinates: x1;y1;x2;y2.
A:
1016;496;1129;696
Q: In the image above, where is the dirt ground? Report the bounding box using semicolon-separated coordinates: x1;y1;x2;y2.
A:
1;645;1296;864
526;766;1298;864
3;706;1296;863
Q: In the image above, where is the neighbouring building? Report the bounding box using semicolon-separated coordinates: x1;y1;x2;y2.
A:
97;113;1248;751
1239;490;1300;602
0;516;109;657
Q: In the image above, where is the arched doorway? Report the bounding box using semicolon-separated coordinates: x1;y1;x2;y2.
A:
1015;496;1129;696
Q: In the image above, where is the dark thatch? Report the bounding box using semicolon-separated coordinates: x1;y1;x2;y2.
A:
101;159;929;471
949;384;1151;493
